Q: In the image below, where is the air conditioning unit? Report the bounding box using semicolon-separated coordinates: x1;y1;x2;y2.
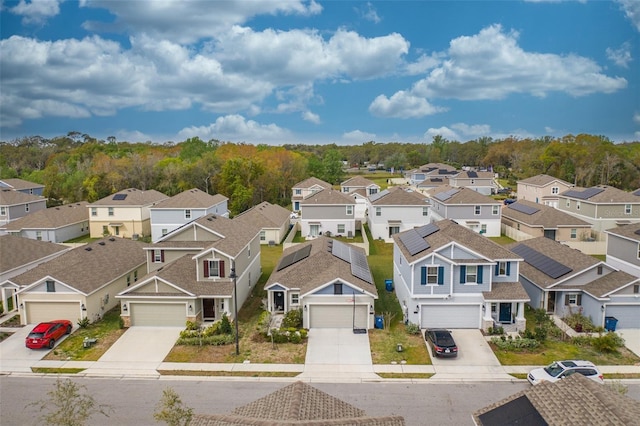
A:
132;234;139;240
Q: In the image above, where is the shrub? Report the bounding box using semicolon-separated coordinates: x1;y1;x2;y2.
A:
488;326;504;336
570;335;593;347
176;334;235;346
592;332;625;353
282;309;302;329
491;337;540;350
534;326;548;342
77;317;90;328
268;329;307;344
218;313;233;335
405;322;421;335
184;321;199;331
290;332;302;344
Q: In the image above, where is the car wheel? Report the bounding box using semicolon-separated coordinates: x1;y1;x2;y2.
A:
48;339;55;349
65;325;72;335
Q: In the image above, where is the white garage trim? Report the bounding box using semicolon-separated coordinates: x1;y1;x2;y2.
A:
130;303;186;327
309;304;368;329
604;305;640;329
24;302;80;324
420;304;481;329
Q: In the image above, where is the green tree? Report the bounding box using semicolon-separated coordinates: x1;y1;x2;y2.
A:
320;149;344;185
153;387;193;426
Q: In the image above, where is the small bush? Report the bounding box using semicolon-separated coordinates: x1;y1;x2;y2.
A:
218;313;233;335
570;335;593;347
77;317;90;328
268;329;307;344
176;334;235;346
282;309;302;329
488;326;504;335
592;332;625;353
405;322;421;335
491;337;540;350
290;332;302;344
185;321;199;331
534;326;548;342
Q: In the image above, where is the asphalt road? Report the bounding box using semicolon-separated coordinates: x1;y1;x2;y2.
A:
1;377;639;425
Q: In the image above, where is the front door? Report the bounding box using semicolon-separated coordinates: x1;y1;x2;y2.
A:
203;299;215;320
274;292;284;311
499;303;512;323
310;224;320;237
547;292;556;313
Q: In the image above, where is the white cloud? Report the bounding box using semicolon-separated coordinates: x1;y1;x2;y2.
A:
302;111;321;124
405;53;442;76
357;2;381;24
616;0;640;32
423;127;459;141
115;130;152;143
634;112;640;124
450;123;491;137
177;114;291;144
342;130;376;143
10;0;61;24
606;42;632;68
369;91;446;118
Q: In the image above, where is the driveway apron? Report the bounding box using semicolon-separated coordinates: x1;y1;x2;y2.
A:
0;325;77;373
616;329;640;358
299;328;378;381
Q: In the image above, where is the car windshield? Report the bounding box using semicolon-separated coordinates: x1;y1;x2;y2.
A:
544;362;565;377
28;332;44;339
434;331;455;345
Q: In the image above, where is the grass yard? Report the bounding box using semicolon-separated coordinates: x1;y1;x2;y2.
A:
488;235;516;246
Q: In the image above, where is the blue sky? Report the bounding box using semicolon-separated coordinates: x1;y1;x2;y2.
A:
1;0;639;145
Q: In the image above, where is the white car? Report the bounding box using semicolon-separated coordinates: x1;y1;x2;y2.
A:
527;360;603;385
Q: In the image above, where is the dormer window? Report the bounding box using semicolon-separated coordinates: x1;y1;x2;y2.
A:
295;189;301;195
474;206;481;215
205;259;225;278
46;280;55;292
552;187;559;194
154;250;165;263
185;209;192;219
346;205;353;215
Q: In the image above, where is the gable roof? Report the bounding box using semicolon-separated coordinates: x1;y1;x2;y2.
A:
411;163;457;175
88;188;168;206
300;188;354;206
0;189;46;206
0;178;45;191
265;237;377;297
3;202;89;231
369;186;429;206
0;235;69;274
416;177;449;188
13;238;147;295
191;381;405;425
234;201;291;229
293;177;332;190
429;185;500;205
517;174;572;187
506;237;599;288
151;188;227;209
393;219;520;264
187;214;260;257
579;270;640;298
605;222;640;242
341;175;378;188
502;200;591;228
560;185;639;203
473;373;640;426
451;170;494;180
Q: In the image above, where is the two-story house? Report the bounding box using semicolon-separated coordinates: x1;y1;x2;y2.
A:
149;188;228;242
265;237;377;329
428;185;502;237
11;238;147;325
87;188;169;239
557;185;640;234
606;223;640;278
501;200;592;242
517;174;573;207
117;214;261;326
0;189;47;226
234;201;292;245
0;178;45;196
367;187;430;242
299;188;356;238
291;177;332;212
340;176;381;220
405;163;457;186
507;236;640;329
3;202;89;242
392;219;529;331
448;170;497;195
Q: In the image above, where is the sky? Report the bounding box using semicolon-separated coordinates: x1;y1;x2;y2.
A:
1;0;639;146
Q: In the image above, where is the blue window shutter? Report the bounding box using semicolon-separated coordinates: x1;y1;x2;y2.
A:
460;266;466;284
421;266;427;285
506;262;511;276
477;265;483;284
494;263;499;275
438;267;444;285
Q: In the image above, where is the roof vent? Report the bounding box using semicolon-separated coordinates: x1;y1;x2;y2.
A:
109;237;115;241
85;247;92;251
98;241;106;246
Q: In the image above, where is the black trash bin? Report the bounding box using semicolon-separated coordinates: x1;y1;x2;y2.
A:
604;316;618;332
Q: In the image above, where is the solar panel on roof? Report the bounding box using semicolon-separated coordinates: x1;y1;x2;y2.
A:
350;249;373;283
416;223;439;238
511;244;572;279
368;189;389;203
633;189;640;196
276;244;311;271
112;193;127;200
434;188;459;201
467;171;478;178
331;239;351;263
399;229;430;256
634;229;640;236
509;202;540;215
563;187;604;200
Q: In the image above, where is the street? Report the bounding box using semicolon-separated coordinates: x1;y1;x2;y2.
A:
1;376;639;425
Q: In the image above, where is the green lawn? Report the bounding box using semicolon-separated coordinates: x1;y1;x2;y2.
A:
488;235;516;246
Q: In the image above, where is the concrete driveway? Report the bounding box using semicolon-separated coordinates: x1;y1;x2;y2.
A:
0;325;74;373
300;328;377;380
616;329;640;357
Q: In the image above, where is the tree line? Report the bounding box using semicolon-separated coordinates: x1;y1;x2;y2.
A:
1;132;639;216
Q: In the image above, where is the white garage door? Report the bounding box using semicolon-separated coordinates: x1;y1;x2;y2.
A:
421;305;481;329
130;303;186;327
309;305;368;329
605;306;640;329
25;302;80;324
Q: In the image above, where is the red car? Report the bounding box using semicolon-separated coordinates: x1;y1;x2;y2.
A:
25;320;73;349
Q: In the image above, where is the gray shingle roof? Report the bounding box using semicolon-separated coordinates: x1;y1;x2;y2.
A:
301;189;354;205
483;281;530;301
502;199;591;228
0;235;69;274
88;188;168;206
580;270;639;298
368;187;429;206
191;381;405;426
293;177;332;190
3;202;89;230
560;185;640;203
517;174;572;187
606;222;640;242
151;188;227;209
341;176;377;188
0;178;45;190
0;189;46;205
12;238;147;295
428;185;500;205
234;201;291;229
473;373;640;426
190;215;260;258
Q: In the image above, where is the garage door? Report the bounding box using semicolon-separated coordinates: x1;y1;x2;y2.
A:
130;303;186;327
309;305;368;329
25;302;80;324
605;305;640;329
420;305;481;329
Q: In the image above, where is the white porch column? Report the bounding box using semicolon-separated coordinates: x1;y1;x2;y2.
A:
516;302;525;320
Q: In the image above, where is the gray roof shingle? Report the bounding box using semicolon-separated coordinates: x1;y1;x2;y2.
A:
606;222;640;242
517;174;572;187
301;189;354;206
88;188;168;206
0;235;69;274
234;201;291;229
3;202;89;230
369;187;429;206
151;188;227;209
0;189;46;206
502;200;591;228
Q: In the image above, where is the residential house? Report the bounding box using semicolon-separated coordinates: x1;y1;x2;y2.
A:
340;176;380;220
10;237;147;325
0;235;70;314
3;202;89;243
265;237;377;329
448;170;497;195
117;214;261;326
416;176;450;194
234;201;292;245
405;163;457;186
517;174;573;207
507;236;640;329
149;188;228;242
606;222;640;277
192;381;405;426
501;200;592;242
299;188;356;238
0;189;47;226
557;185;640;234
392;219;529;331
367;186;430;242
87;188;169;239
428;185;502;237
473;373;640;426
291;177;332;212
0;178;45;196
